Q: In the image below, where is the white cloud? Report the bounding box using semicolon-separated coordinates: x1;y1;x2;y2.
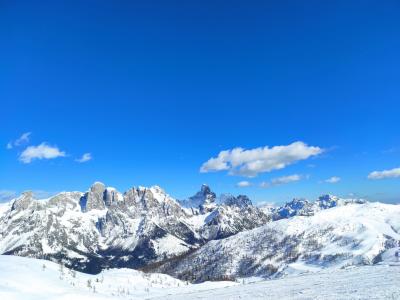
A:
236;181;251;187
0;190;16;201
325;176;341;183
6;132;31;149
76;153;92;163
271;174;302;185
260;174;303;188
256;200;276;208
200;141;323;177
15;132;31;146
368;167;400;180
19;143;66;164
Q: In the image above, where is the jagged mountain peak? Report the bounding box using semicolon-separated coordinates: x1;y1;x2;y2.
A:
271;194;368;220
200;184;211;194
90;181;106;190
179;184;217;211
219;194;252;208
11;191;35;211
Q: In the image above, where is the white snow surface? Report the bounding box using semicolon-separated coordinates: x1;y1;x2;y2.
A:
1;255;399;300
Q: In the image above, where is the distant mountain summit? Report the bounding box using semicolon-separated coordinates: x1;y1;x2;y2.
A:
267;194;367;220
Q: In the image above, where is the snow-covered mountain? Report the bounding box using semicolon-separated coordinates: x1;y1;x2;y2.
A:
0;182;268;273
268;194;367;220
155;202;400;282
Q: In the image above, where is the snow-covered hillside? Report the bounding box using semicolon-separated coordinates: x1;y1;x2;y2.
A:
0;255;235;300
156;202;400;281
1;255;399;300
155;264;400;300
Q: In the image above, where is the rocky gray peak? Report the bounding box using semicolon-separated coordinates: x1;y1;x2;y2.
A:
275;198;313;219
178;184;217;213
90;182;106;194
121;186;184;218
192;184;216;204
200;184;211;194
285;198;310;209
47;192;82;210
104;187;120;207
316;194;340;209
80;182;106;212
235;195;252;207
220;194;252;208
11;191;34;211
316;194;366;208
123;187;140;207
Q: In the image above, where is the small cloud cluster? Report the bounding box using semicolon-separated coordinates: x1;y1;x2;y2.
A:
236;181;251;187
260;174;303;188
6;132;31;149
325;176;341;184
19;143;66;164
200;141;323;177
75;153;92;163
368;167;400;180
0;190;17;202
6;132;92;164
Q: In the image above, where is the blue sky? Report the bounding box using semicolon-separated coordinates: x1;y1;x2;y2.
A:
1;1;399;204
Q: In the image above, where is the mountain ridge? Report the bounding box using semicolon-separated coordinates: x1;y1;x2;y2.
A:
0;181;381;281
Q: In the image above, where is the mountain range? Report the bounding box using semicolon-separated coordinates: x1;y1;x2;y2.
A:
0;182;398;282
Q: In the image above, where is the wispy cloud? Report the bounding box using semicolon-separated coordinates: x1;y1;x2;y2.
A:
6;132;31;149
325;176;341;183
0;190;17;202
236;181;251;187
382;147;399;154
19;143;66;164
75;153;92;163
200;141;323;177
260;174;303;188
368;167;400;180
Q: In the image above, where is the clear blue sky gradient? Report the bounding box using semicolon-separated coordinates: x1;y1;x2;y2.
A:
1;1;399;204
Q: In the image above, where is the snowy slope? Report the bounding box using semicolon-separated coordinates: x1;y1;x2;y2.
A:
0;255;235;300
1;255;399;300
156;202;400;281
154;264;400;300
